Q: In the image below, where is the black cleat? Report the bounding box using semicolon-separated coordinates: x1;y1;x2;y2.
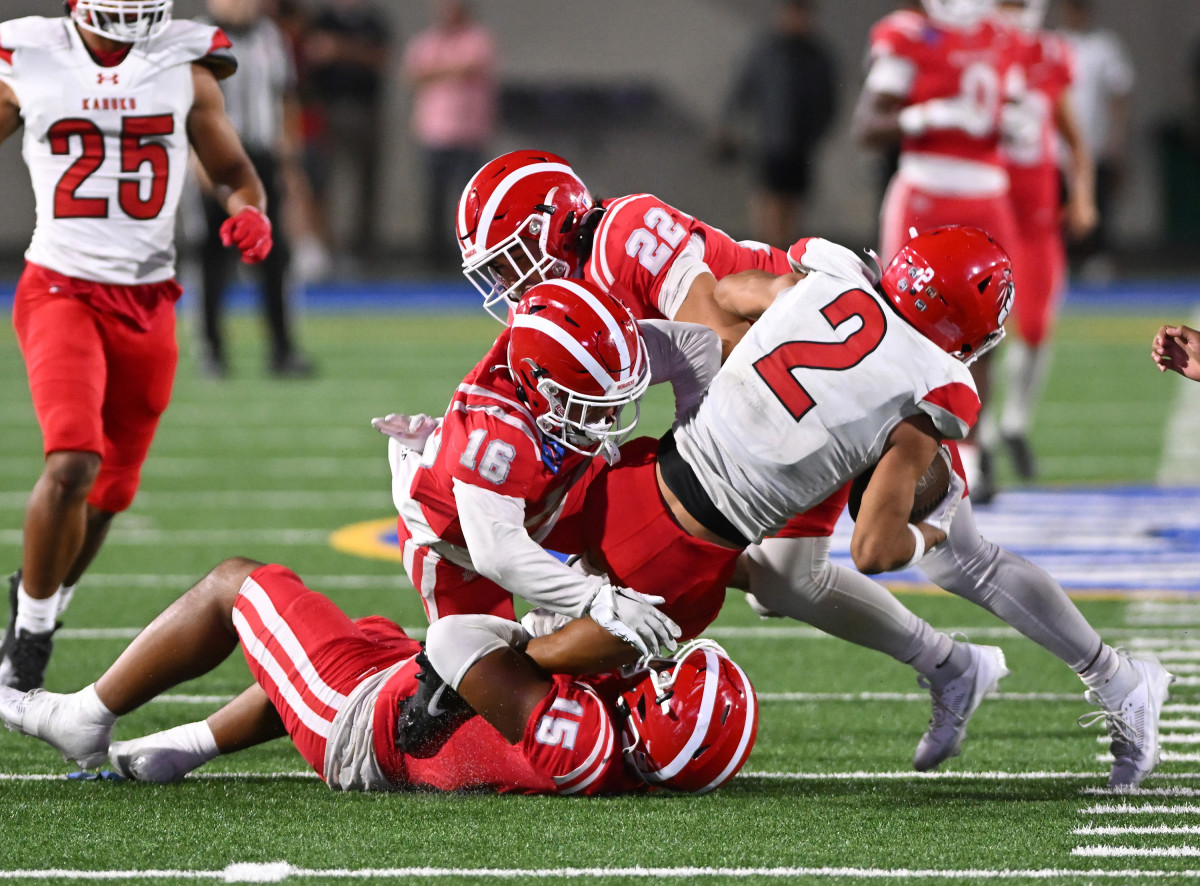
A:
1001;433;1037;481
394;647;475;759
0;570;60;692
971;448;996;506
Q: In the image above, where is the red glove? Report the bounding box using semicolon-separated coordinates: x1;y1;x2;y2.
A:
220;206;273;264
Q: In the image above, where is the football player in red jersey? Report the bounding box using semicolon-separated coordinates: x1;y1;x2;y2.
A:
388;278;726;659
0;557;757;795
853;0;1019;500
992;0;1096;479
0;0;272;690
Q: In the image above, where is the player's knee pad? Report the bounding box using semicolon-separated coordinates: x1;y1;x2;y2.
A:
425;613;531;690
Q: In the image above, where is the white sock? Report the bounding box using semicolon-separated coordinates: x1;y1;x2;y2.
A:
135;721;220;763
1080;646;1136;709
56;584;76;618
15;582;60;634
76;683;118;728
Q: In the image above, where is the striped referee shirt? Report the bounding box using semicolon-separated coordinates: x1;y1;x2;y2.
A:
205;16;296;154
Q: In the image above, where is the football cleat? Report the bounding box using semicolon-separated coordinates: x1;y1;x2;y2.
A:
0;686;111;769
913;643;1008;771
0;571;60;692
394;647;476;759
1001;433;1037;481
109;736;201;783
1080;652;1175;789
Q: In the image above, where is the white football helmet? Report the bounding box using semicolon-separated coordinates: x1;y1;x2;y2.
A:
68;0;173;44
921;0;995;28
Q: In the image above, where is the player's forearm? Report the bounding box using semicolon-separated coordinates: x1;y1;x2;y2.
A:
638;319;722;420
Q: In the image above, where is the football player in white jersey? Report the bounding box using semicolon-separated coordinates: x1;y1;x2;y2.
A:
0;0;272;691
690;229;1173;788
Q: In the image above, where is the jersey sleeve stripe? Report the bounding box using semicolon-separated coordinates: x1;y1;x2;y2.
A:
0;47;13;65
591;194;644;290
920;381;981;437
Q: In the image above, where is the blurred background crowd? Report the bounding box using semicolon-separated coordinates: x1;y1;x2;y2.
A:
1;0;1197;288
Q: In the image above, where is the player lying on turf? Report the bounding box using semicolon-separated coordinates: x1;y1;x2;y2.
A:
453;151;1174;787
0;558;756;794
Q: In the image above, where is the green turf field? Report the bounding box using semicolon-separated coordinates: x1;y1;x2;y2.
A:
0;305;1197;884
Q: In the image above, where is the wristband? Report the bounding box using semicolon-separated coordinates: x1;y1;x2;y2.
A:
901;523;926;569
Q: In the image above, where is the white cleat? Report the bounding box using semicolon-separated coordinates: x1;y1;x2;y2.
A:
913;644;1009;772
1080;652;1175;789
0;686;111;769
108;736;205;783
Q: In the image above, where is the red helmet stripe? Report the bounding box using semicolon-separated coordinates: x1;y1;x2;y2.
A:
512;313;623;394
467;161;580;250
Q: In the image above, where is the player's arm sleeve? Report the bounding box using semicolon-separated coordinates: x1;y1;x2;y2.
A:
916;382;980;441
637;319;722;422
453;479;604;617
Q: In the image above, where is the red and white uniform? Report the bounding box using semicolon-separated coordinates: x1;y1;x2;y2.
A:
1002;25;1074;347
866;9;1019;262
391;322;720;623
393;329;598;623
0;16;233;284
674;238;979;544
1;15;234;513
235;564;641;795
585;193;790;321
583;192;850;539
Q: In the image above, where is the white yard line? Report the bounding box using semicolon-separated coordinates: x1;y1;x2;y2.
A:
1074;825;1200;835
1080;804;1200;814
1073;846;1200;857
2;863;1200;881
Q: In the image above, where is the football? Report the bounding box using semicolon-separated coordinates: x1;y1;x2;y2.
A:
847;445;953;523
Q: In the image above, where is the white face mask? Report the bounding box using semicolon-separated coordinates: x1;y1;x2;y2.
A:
73;0;173;44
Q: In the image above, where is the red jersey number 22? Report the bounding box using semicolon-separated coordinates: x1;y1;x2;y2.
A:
753;289;887;422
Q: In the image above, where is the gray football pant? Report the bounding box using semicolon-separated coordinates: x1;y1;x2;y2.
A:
742;498;1101;673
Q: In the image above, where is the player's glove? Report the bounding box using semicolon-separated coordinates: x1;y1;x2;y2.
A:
585;583;681;657
921;467;966;536
371;413;440;451
898;97;992;139
220;206;273;264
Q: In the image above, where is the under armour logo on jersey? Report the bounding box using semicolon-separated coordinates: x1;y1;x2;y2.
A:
97;72;119;85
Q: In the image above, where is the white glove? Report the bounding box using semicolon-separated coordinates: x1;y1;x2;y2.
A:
922;468;966;535
585;583;681;657
898;97;992;139
371;413;440;451
519;607;573;638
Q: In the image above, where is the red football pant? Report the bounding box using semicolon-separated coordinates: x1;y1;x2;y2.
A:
233;564;421;775
13;265;178;513
1007;164;1066;347
880;175;1019;267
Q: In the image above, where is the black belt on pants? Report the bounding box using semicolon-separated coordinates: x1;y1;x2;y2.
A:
657;430;750;549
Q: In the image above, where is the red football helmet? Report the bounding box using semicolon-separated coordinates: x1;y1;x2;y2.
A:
619;640;758;795
457;150;594;323
507;279;649;459
921;0;995;28
880;226;1013;365
67;0;173;43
